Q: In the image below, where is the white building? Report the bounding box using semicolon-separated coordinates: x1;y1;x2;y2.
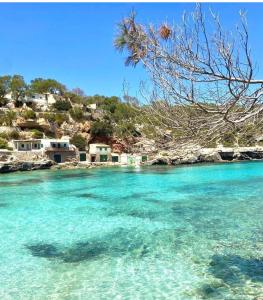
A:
89;143;111;162
5;92;59;110
12;138;78;163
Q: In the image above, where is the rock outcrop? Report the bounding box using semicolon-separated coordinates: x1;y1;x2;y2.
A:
0;160;55;173
147;146;263;165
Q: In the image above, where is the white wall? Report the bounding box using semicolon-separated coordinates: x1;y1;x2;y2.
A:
89;144;111;155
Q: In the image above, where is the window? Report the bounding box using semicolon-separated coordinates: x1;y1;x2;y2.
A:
99;147;102;151
64;144;67;148
52;143;56;148
104;148;107;151
21;144;24;148
34;144;37;148
41;144;43;148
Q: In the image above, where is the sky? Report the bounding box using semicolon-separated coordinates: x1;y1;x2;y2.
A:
0;2;262;99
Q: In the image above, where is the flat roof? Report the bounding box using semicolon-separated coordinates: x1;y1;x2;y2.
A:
89;143;110;147
13;139;41;142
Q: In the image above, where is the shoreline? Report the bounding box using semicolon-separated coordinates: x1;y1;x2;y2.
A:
1;145;263;174
1;155;263;174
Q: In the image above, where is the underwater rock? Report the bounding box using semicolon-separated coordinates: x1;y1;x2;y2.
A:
26;244;60;258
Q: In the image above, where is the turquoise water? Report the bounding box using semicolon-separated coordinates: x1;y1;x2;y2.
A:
1;162;263;299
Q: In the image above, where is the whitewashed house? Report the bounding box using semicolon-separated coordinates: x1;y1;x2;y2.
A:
89;143;111;162
5;92;59;110
12;138;78;163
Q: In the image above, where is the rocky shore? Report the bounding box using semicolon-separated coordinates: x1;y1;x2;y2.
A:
1;146;263;173
147;146;263;165
0;160;54;173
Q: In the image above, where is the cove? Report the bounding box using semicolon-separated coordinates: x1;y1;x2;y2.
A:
1;161;263;299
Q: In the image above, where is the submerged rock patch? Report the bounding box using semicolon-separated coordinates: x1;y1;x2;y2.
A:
26;244;60;258
25;229;152;263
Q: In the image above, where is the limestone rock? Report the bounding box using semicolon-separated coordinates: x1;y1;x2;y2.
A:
0;160;54;173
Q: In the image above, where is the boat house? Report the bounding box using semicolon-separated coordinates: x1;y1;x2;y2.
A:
89;143;111;162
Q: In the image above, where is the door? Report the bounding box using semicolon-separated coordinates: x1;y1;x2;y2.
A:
80;153;86;161
100;155;108;162
112;156;119;162
54;154;62;163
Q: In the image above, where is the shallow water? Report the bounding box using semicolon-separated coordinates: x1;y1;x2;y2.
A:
1;162;263;299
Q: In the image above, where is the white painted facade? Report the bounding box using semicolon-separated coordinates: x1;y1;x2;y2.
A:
5;92;58;108
87;103;97;110
13;138;71;152
89;143;111;155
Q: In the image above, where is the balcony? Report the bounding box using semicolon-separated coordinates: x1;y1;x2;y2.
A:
45;146;76;152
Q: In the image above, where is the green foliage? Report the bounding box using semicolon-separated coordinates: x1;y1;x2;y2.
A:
90;120;113;137
69;107;84;121
52;99;72;111
31;129;43;139
10;75;27;105
87;95;138;138
0;130;20;140
0;111;17;126
0;75;11;106
42;113;56;123
42;112;68;126
30;78;66;95
115;122;140;138
21;110;36;120
0;137;12;150
64;91;85;104
237;124;256;146
222;131;236;147
70;134;87;151
201;140;218;148
55;114;69;126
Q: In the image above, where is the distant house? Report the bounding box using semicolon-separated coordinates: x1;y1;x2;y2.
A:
5;92;60;110
12;138;78;163
42;139;78;163
87;103;97;110
120;153;148;165
89;143;111;162
13;139;42;151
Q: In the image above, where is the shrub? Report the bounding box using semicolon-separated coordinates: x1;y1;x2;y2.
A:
222;132;236;147
43;113;56;123
8;130;20;140
70;134;87;151
0;111;17;126
0;137;12;150
21;110;36;120
55;114;69;126
69;107;84;121
31;129;43;139
52;100;72;111
90;120;113;137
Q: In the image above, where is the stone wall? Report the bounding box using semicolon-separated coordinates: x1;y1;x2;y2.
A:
9;151;47;162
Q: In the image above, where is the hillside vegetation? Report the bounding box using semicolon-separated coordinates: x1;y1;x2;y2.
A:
1;74;263;153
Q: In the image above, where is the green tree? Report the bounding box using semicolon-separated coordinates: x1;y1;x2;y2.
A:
10;75;27;106
30;78;66;95
52;99;72;111
70;134;87;151
69;107;84;121
0;75;11;106
90;120;113;137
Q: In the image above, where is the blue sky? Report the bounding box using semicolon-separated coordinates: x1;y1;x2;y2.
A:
0;2;262;98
